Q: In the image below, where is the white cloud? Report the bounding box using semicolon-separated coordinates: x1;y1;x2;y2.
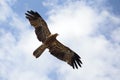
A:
0;0;120;80
0;0;12;22
0;0;54;80
45;0;120;80
42;0;58;7
47;2;98;38
111;27;120;43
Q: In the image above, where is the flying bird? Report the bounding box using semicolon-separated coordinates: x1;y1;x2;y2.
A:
25;10;82;69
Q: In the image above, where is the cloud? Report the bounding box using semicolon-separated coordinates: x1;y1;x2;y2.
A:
111;28;120;43
0;0;12;22
0;0;53;80
44;0;120;80
0;0;120;80
47;2;98;37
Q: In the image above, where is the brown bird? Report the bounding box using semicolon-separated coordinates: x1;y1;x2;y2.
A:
25;10;82;69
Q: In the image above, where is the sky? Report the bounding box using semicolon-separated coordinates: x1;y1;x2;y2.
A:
0;0;120;80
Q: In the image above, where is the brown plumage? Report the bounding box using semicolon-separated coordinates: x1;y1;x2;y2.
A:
25;10;82;69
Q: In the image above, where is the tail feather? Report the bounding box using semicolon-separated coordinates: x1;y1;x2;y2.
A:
33;44;47;58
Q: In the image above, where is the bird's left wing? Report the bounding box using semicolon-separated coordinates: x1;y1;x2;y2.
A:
48;40;82;69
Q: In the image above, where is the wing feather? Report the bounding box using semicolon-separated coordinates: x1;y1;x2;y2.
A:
25;10;51;42
48;40;82;69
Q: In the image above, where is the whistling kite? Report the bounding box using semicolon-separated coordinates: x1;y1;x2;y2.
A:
25;10;82;69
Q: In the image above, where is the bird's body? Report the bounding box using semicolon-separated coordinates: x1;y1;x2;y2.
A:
25;10;82;69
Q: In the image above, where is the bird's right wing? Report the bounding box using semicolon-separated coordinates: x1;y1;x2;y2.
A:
25;10;51;57
25;10;51;42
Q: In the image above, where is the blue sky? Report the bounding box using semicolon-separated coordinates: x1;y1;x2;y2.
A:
0;0;120;80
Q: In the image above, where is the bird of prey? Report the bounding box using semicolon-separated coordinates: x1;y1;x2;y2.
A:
25;10;82;69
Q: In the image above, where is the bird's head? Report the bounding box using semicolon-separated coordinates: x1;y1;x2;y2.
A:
44;33;59;45
54;33;59;38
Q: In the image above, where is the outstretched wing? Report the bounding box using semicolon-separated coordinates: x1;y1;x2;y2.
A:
25;10;51;57
25;10;51;42
48;40;82;69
